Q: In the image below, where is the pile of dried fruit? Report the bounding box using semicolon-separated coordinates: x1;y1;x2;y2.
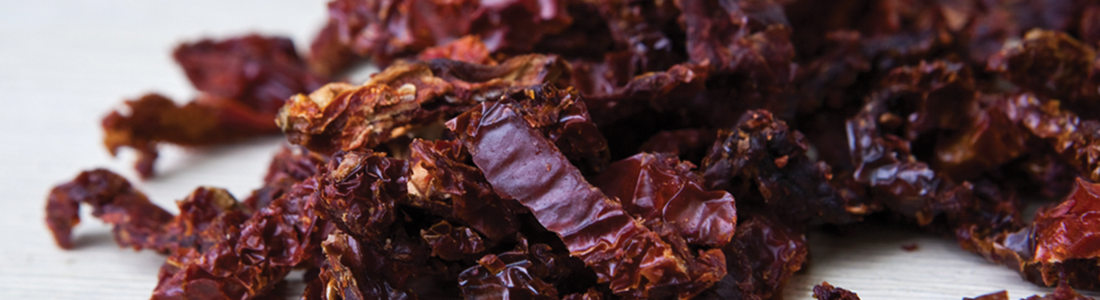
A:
43;0;1100;299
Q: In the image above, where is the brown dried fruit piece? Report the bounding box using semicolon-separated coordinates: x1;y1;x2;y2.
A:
104;35;325;178
448;98;726;299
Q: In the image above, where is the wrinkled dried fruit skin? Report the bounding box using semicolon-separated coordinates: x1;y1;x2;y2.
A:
421;221;487;261
175;35;327;113
45;169;173;250
46;172;249;254
103;94;280;178
704;109;867;224
277;55;570;155
105;35;325;178
696;215;808;300
989;30;1099;115
509;86;611;175
313;150;408;241
307;232;417;300
813;282;861;300
592;152;737;248
459;246;559;299
447;99;726;299
308;0;571;74
152;177;326;299
243;146;328;211
407;139;523;241
417;35;495;65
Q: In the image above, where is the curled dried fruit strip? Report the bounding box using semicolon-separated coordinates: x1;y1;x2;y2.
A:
45;169;173;250
45;169;250;254
448;99;725;299
105;35;325;178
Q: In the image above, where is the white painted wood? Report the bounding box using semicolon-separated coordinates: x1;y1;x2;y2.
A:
0;1;1092;299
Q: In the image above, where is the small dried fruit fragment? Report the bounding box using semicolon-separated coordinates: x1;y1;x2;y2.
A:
813;282;861;300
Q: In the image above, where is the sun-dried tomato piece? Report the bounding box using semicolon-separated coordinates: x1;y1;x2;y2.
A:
277;55;570;155
243;146;327;211
175;35;327;113
592;152;737;248
407;139;523;241
308;0;572;73
152;177;327;299
703;109;868;224
421;220;487;261
813;282;861;300
103;94;281;178
459;247;560;299
313;150;407;240
417;35;495;65
104;35;325;178
695;215;808;300
448;99;726;299
305;231;418;300
46;169;174;250
1035;178;1100;255
989;29;1099;117
996;94;1100;183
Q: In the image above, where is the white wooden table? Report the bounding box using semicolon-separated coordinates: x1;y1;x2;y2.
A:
0;1;1091;299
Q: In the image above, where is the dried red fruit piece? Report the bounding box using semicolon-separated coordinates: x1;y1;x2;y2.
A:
997;94;1100;183
243;146;328;211
458;243;560;299
308;0;572;74
407;139;523;241
592;152;737;248
813;282;861;300
417;35;495;65
313;150;407;240
696;215;808;300
104;35;325;178
277;55;570;155
305;231;417;300
704;109;868;224
421;220;487;261
989;30;1098;109
448;98;726;299
45;169;172;250
152;177;326;299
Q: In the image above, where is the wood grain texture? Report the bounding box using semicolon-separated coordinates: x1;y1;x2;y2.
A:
0;1;1094;299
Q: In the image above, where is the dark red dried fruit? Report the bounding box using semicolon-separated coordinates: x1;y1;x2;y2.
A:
448;98;726;299
813;282;861;300
104;35;326;178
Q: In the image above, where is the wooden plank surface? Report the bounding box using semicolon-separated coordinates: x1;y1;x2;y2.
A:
0;1;1092;299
